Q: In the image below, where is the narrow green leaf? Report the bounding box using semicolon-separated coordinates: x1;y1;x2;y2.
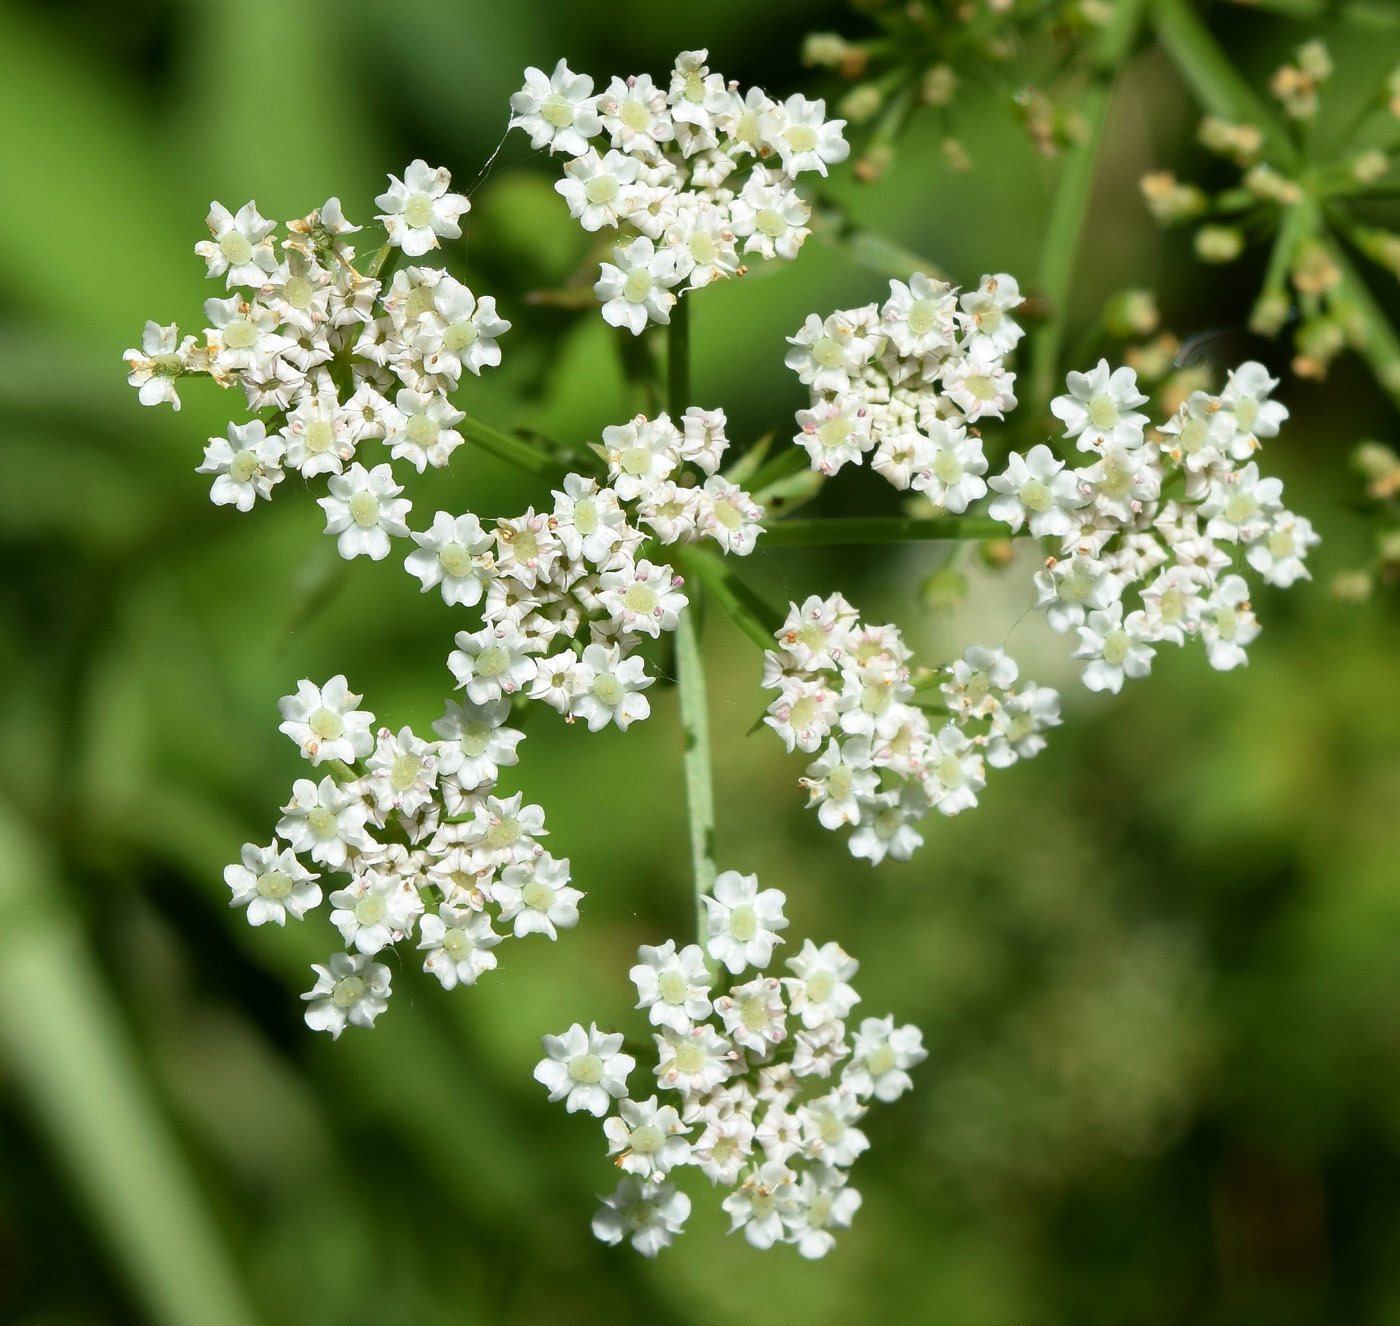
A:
675;546;781;651
0;801;259;1326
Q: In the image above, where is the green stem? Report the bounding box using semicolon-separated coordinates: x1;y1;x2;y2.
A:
667;294;691;419
459;415;565;480
1026;0;1146;422
675;606;717;940
762;515;1018;546
1322;234;1400;409
1150;0;1299;171
675;545;782;650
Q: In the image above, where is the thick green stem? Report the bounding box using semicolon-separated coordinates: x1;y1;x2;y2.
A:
667;296;715;940
1026;0;1146;422
675;606;717;940
762;515;1019;546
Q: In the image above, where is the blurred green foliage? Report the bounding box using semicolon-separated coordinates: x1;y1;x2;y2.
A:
3;1;1400;1323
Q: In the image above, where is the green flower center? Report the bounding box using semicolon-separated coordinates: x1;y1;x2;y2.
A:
403;194;436;230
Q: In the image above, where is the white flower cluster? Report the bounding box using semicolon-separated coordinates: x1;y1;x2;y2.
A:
1008;359;1320;689
763;596;1061;865
534;871;926;1258
418;408;763;732
123;163;508;534
785;270;1024;485
509;50;849;334
224;675;580;1037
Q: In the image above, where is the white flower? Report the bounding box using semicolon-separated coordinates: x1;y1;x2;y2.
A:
495;853;581;939
281;393;354;477
843;1016;926;1102
318;462;412;560
989;445;1083;537
722;1160;798;1249
630;940;713;1032
785;312;872;394
404;511;493;606
277;675;375;765
536;1022;635;1116
556;149;642;230
301;952;391;1038
597;559;687;638
224;841;321;926
783;941;861;1029
772;94;849;176
602;414;681;500
1246;511;1319;587
691;1111;757;1186
927;724;985;816
604;1097;691;1179
203;294;291;376
1051;359;1150;450
1200;461;1285;543
275;776;372;869
363;725;439;816
1200;574;1260;670
432;698;522;795
957;272;1025;356
774;594;858;671
570;642;654;731
599;73;675;157
785;1167;862;1260
384;389;465;473
941;345;1018;421
1073;603;1157;693
794;396;874;475
195;200;277;287
1221;360;1288;455
414;278;511;383
800;1091;869;1168
765;676;839;755
801;737;878;828
595;236;681;334
653;1023;735;1095
328;868;423;955
847;790;925;865
591;1178;691;1258
447;624;539;704
551;474;629;564
703;872;789;975
729;174;811;261
418;903;501;989
1158;390;1236;471
510;59;601;156
197;419;285;511
985;683;1062;769
909;418;988;513
124;321;196;410
883;272;958;357
375;159;470;257
1033;553;1124;634
714;976;788;1053
695;475;764;554
1139;564;1205;644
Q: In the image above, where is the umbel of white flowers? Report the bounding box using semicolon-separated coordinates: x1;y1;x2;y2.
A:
509;49;848;333
770;272;1318;863
536;871;927;1258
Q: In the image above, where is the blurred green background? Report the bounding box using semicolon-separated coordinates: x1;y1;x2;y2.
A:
3;0;1400;1322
